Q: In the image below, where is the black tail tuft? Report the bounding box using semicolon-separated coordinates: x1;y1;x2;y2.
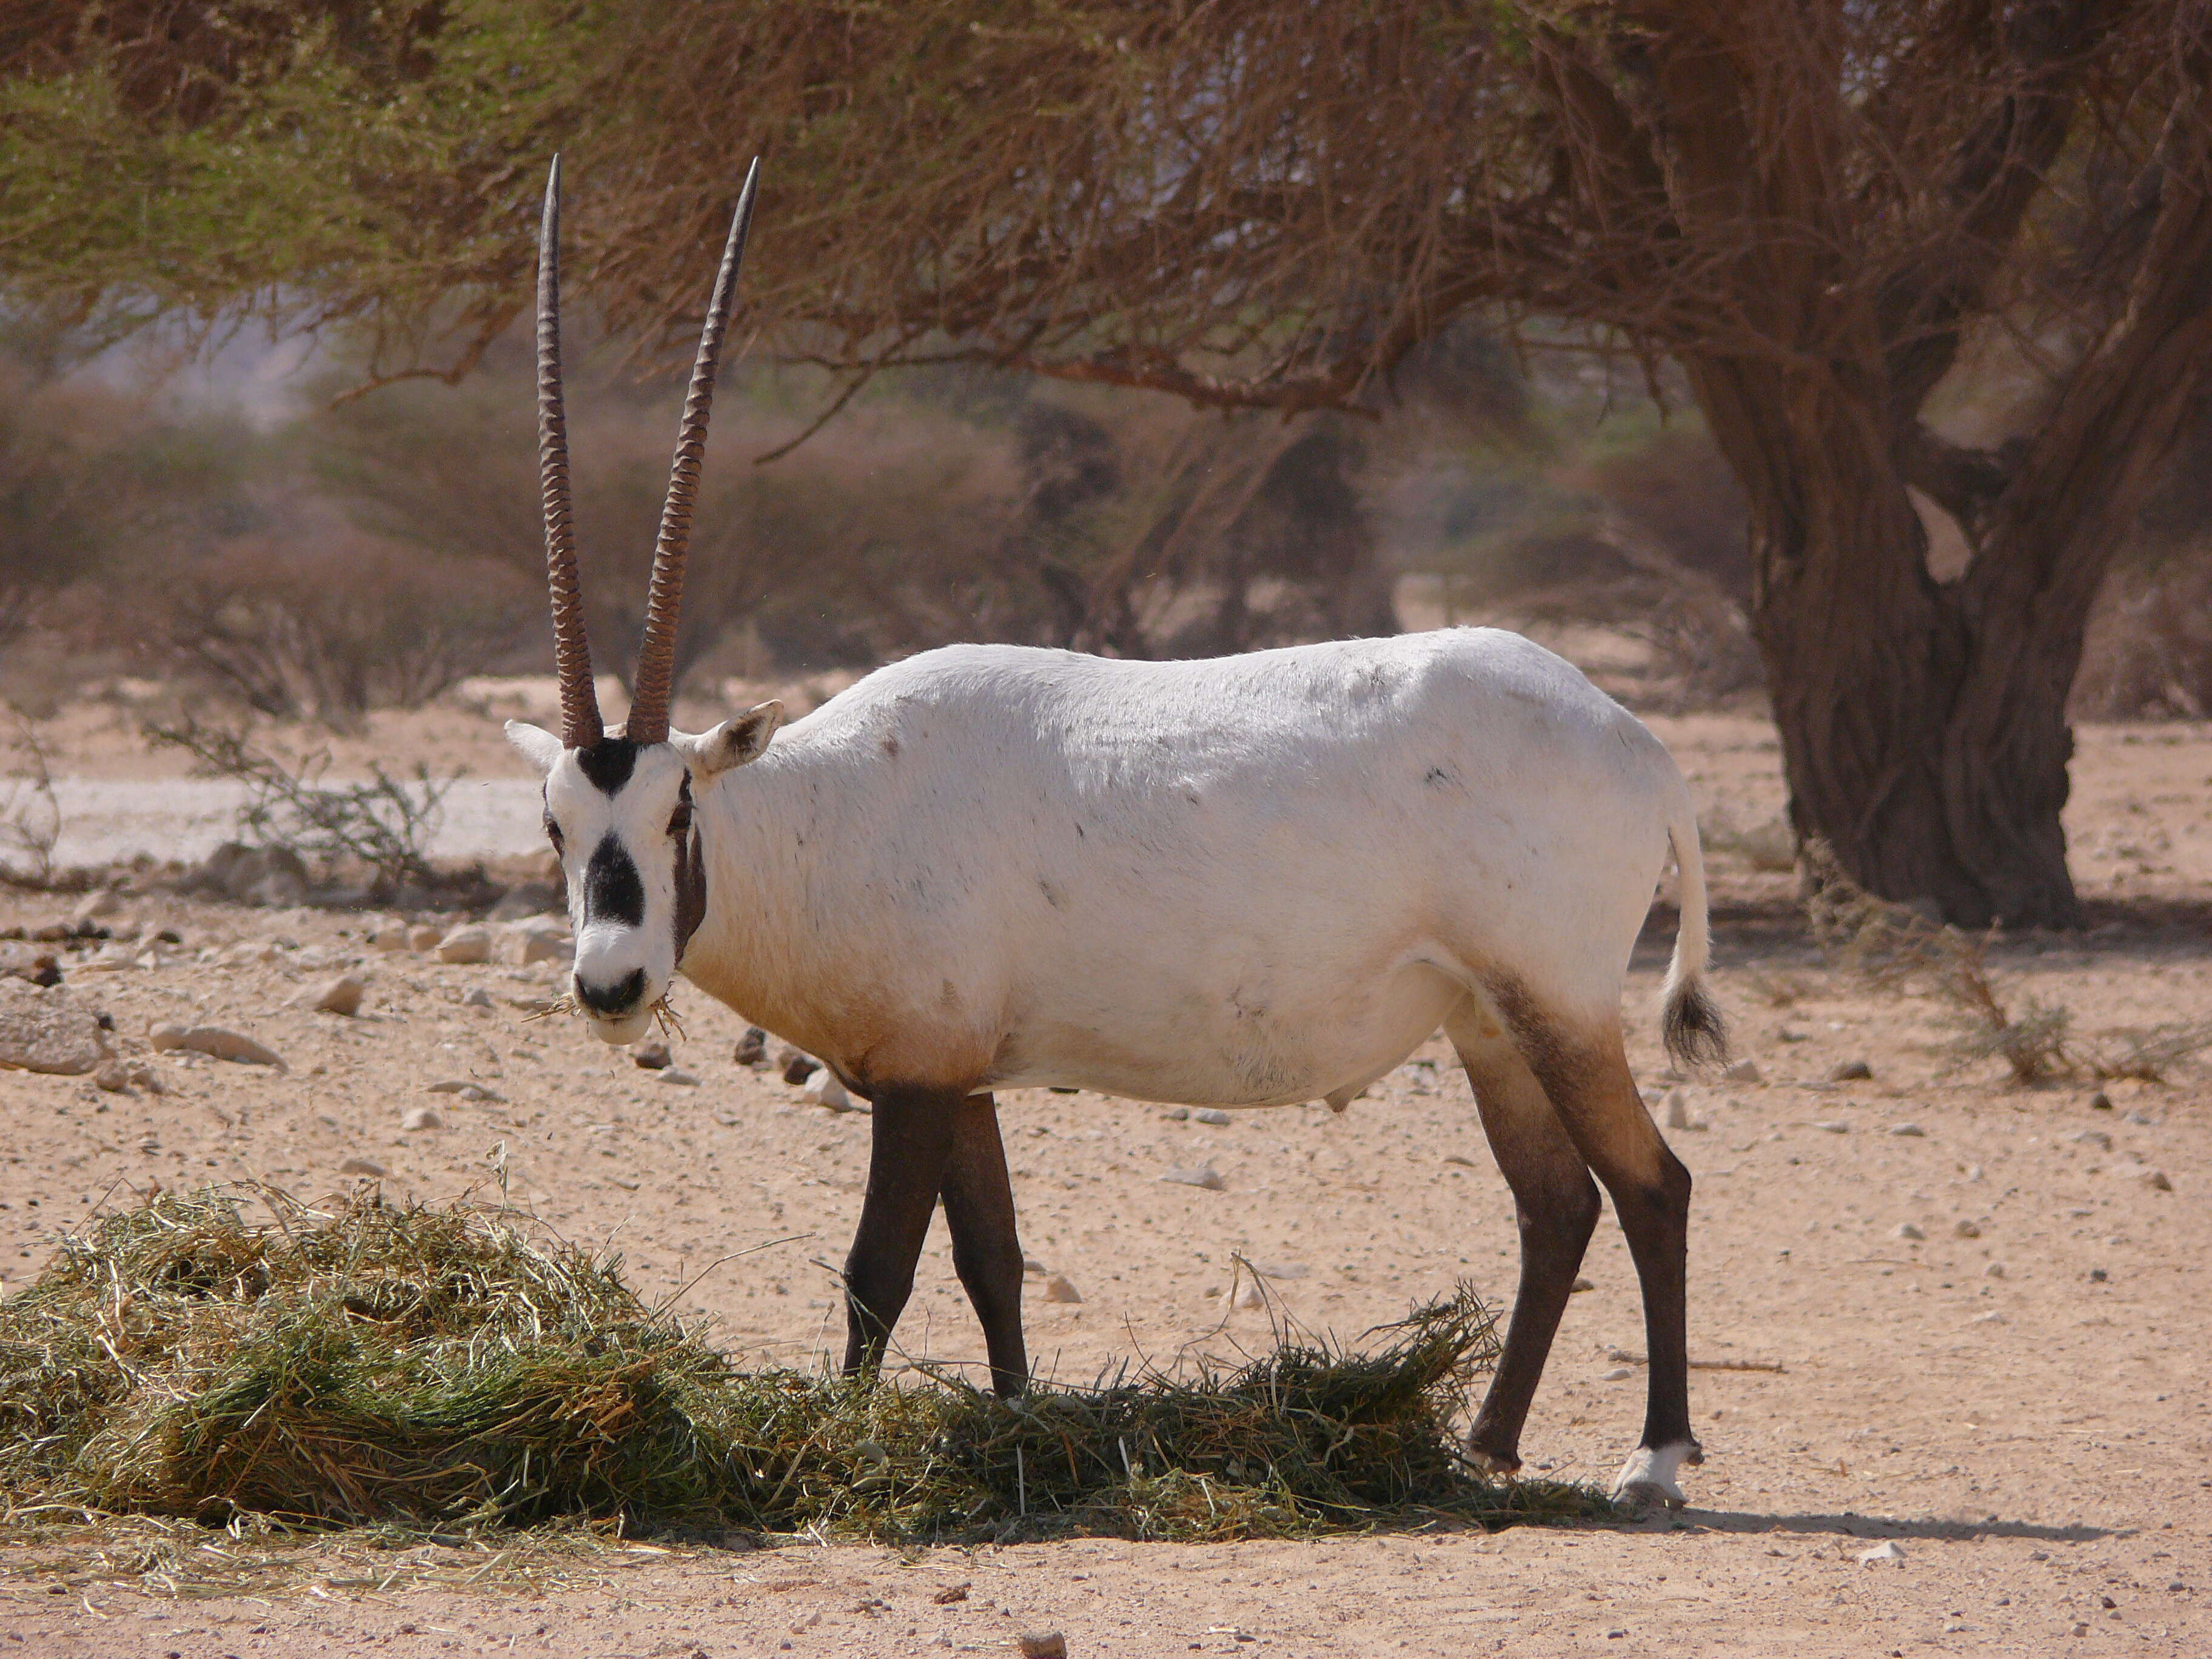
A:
1663;976;1729;1071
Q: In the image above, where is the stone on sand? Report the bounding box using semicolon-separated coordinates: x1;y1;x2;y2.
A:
434;925;494;965
401;1106;446;1131
313;973;366;1016
0;980;110;1075
1159;1163;1224;1191
149;1022;284;1069
1042;1273;1082;1304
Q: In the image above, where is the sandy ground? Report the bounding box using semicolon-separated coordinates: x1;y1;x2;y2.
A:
1;694;2208;1656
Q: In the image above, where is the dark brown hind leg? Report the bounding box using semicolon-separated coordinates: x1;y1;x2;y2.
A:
939;1092;1030;1396
1444;1002;1601;1476
1488;983;1699;1508
841;1084;959;1381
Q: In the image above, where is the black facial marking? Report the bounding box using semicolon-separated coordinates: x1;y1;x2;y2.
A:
576;738;642;794
576;966;646;1015
584;834;646;927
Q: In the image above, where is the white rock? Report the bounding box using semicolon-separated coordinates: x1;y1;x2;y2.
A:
313;974;366;1016
434;926;494;965
506;919;571;965
149;1022;284;1070
460;987;494;1009
1042;1273;1082;1304
0;981;110;1076
1721;1057;1762;1084
1159;1164;1225;1191
1232;1281;1266;1310
407;923;444;952
1192;1107;1233;1126
94;1059;131;1093
1887;1122;1926;1138
804;1070;859;1111
1599;1367;1633;1381
368;928;410;953
1857;1540;1905;1567
1664;1089;1691;1129
401;1107;446;1131
338;1156;389;1179
1814;1120;1850;1134
2072;1129;2113;1151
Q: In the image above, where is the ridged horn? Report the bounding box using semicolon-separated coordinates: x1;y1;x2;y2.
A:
537;155;604;749
625;156;762;745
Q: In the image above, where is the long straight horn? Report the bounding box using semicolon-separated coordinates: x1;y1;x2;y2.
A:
625;157;762;745
538;153;604;749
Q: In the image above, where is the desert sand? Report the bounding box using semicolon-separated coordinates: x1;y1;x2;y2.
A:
1;694;2207;1657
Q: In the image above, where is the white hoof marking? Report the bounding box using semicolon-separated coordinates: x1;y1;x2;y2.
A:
1611;1441;1698;1511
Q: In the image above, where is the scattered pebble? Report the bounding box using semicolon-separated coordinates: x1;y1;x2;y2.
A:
461;987;494;1009
313;974;366;1016
1894;1223;1925;1241
735;1027;767;1067
1161;1107;1190;1121
2145;1170;2173;1191
2089;1267;2108;1282
1159;1164;1225;1191
657;1068;702;1087
2072;1129;2113;1151
1985;1262;2006;1279
1017;1634;1067;1659
1664;1089;1691;1129
779;1047;819;1085
93;1059;130;1093
1442;1153;1480;1168
2088;1090;2113;1111
1722;1057;1763;1084
632;1039;673;1070
367;929;409;953
407;923;444;953
1570;1276;1596;1293
1886;1122;1926;1137
1191;1107;1233;1126
1232;1280;1267;1310
1813;1120;1850;1134
1857;1540;1906;1567
1042;1273;1082;1304
1953;1219;1982;1239
401;1107;445;1131
1022;1256;1048;1275
1826;1059;1873;1082
338;1156;389;1179
426;1079;503;1102
149;1023;284;1069
434;925;493;965
1599;1367;1632;1381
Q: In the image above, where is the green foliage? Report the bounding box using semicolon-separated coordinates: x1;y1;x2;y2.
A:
0;1188;1608;1540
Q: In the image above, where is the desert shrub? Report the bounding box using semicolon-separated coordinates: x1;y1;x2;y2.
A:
130;518;535;731
143;715;452;891
0;1189;1604;1541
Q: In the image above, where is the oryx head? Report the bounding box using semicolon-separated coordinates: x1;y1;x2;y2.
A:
506;155;781;1044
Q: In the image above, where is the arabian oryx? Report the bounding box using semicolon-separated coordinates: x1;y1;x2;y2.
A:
506;157;1730;1510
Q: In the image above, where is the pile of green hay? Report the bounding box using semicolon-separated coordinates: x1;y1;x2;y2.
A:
0;1190;1606;1541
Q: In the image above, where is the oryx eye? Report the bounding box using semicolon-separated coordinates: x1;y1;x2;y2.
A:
542;813;565;854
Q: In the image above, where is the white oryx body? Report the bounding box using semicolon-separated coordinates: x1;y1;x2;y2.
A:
662;629;1703;1108
510;155;1725;1511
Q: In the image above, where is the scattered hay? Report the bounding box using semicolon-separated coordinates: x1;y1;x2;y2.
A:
0;1189;1605;1546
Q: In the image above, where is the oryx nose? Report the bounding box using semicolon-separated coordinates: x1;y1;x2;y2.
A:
575;967;647;1016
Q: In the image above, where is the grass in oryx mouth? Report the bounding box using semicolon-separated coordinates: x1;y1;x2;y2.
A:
0;1188;1608;1556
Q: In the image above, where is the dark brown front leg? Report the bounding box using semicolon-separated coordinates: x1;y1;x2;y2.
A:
939;1093;1028;1396
842;1084;958;1381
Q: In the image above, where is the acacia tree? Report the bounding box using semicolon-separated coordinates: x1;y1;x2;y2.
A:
5;1;2208;924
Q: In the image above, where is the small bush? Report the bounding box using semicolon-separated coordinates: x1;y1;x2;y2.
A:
0;1190;1604;1541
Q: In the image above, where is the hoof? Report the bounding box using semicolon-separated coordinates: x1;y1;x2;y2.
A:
1463;1441;1521;1478
1610;1443;1697;1512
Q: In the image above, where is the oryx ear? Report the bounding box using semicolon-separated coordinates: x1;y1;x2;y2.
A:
506;720;566;777
673;700;782;780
